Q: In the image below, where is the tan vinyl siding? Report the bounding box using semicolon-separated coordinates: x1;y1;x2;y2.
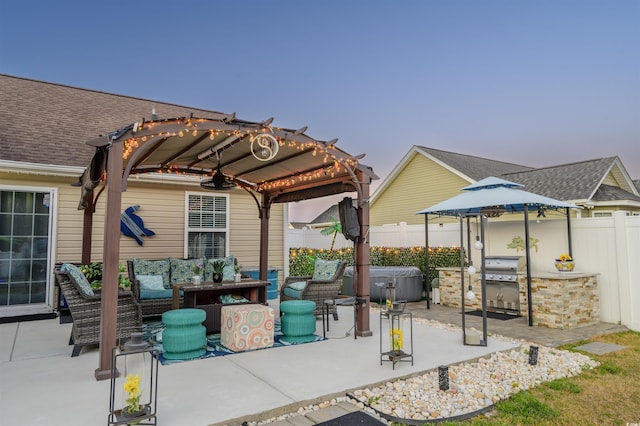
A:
371;154;469;226
1;171;285;278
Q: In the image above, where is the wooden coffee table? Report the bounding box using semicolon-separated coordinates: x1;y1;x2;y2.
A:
172;279;269;333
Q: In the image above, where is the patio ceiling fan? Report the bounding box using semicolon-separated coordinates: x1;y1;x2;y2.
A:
200;154;236;190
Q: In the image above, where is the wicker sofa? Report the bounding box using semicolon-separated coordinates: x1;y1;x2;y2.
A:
54;263;142;357
127;256;237;318
280;259;346;319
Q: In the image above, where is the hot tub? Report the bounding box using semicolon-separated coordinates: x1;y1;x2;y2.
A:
342;266;423;302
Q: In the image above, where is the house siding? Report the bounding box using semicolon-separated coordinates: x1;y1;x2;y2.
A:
371;154;469;226
1;170;285;281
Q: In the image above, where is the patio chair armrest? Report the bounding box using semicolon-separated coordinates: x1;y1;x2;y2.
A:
284;276;312;284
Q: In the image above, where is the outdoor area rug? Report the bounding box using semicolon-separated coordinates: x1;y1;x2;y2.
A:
465;310;519;321
142;321;326;366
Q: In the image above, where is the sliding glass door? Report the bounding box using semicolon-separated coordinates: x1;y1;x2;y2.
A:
0;189;53;313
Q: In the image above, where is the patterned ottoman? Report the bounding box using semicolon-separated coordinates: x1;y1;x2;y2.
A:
220;304;275;352
161;308;207;360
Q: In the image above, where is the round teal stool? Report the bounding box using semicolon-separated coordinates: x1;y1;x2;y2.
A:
161;308;207;360
280;300;317;343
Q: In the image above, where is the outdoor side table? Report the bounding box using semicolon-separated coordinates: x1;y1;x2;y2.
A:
322;296;365;339
380;309;413;369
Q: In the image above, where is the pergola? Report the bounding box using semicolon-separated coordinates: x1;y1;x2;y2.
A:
79;114;377;380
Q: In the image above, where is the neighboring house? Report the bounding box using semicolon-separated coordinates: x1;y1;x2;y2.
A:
0;74;285;318
371;145;640;226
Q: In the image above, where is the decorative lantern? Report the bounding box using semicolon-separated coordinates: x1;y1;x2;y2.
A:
108;332;158;425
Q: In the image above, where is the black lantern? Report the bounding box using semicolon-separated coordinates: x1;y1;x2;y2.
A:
108;332;158;425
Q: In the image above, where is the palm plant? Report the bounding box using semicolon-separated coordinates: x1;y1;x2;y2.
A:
320;216;342;254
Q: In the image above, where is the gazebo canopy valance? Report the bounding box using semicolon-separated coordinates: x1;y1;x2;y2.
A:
417;177;577;216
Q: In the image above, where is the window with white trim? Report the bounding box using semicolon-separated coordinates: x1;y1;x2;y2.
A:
185;193;229;258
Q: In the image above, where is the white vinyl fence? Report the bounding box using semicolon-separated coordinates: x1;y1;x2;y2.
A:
286;213;640;331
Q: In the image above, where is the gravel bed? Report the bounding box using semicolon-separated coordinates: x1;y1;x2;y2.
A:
248;317;598;425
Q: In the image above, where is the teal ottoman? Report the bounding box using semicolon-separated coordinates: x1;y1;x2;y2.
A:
161;308;207;360
280;300;317;343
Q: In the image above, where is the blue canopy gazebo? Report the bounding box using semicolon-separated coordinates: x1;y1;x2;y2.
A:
417;177;578;344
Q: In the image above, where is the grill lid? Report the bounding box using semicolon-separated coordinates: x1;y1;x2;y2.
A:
483;256;525;282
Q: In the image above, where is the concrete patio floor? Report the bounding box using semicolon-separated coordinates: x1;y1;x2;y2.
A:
0;301;627;426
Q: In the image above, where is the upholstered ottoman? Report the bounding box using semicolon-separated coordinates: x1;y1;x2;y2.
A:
220;304;275;351
161;308;207;360
280;300;317;343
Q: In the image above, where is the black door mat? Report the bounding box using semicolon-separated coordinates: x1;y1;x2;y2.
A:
315;411;386;426
465;310;519;320
0;312;57;324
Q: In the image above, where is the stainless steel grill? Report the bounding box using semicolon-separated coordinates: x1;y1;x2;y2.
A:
483;256;525;314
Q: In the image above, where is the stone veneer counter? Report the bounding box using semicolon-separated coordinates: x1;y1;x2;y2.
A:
437;267;599;329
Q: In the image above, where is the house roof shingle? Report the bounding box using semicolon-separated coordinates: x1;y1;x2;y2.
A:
0;74;227;168
418;146;534;180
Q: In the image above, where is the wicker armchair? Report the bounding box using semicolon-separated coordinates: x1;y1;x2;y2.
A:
54;265;142;357
281;260;346;319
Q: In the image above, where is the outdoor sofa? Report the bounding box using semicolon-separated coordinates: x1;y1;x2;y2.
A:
127;256;238;318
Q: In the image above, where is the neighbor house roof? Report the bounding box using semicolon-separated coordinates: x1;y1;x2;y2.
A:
417;146;534;181
371;145;639;213
502;157;640;202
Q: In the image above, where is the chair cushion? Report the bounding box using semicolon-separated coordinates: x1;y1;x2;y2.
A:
288;281;307;291
282;286;304;299
219;294;249;304
138;274;165;291
312;259;341;280
170;257;205;285
61;263;94;296
133;258;170;289
140;288;175;300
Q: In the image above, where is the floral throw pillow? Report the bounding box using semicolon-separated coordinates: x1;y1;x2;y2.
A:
61;263;94;296
132;259;170;289
312;259;340;281
169;258;205;285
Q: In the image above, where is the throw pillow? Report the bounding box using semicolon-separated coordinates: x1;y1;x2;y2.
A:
169;257;205;285
137;274;165;291
219;294;249;304
223;265;235;281
288;281;307;291
312;259;340;280
133;258;170;288
61;263;94;296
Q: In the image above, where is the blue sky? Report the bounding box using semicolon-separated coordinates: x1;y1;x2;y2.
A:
2;0;638;221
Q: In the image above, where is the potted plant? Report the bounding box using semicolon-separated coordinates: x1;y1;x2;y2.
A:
211;260;225;283
192;261;204;285
554;253;575;272
234;264;242;283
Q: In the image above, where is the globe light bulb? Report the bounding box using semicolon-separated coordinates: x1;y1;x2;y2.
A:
467;265;476;275
474;239;484;250
466;289;476;300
